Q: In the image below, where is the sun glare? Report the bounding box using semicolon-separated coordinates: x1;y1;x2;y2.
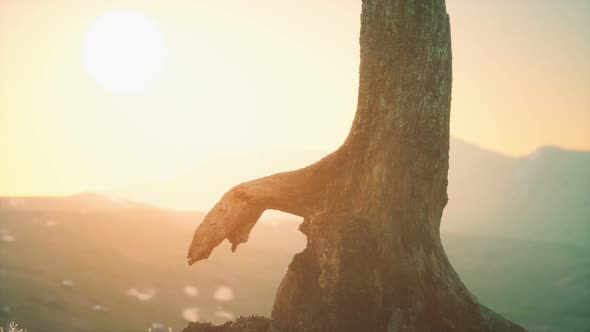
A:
81;9;168;94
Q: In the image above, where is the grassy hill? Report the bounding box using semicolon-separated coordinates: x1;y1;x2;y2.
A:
0;195;588;332
0;195;302;332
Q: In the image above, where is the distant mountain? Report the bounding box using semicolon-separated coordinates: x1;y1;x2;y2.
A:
444;140;590;247
0;193;159;213
111;138;590;247
110;149;328;212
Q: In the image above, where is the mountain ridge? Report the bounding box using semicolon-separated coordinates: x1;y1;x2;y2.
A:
107;138;590;247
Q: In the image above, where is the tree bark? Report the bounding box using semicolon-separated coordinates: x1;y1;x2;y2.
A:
187;1;526;331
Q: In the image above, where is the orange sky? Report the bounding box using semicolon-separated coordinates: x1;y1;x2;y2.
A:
1;0;589;196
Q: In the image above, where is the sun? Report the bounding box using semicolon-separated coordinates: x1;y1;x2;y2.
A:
82;9;168;94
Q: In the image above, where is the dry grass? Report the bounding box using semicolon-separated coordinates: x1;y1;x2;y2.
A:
0;323;27;332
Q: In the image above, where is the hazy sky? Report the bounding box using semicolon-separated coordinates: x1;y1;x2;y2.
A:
1;0;589;196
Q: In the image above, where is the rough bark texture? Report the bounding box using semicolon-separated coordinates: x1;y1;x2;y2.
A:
187;1;527;331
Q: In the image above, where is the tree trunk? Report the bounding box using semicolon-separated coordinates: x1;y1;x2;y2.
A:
187;1;526;331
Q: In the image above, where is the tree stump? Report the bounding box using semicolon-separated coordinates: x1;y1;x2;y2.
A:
187;1;527;331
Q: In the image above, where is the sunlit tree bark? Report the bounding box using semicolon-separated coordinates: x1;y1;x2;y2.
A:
187;1;526;331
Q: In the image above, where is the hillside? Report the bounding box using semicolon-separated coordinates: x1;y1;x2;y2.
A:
0;196;301;332
0;195;588;332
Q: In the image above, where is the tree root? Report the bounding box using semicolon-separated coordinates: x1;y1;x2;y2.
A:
187;148;345;265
